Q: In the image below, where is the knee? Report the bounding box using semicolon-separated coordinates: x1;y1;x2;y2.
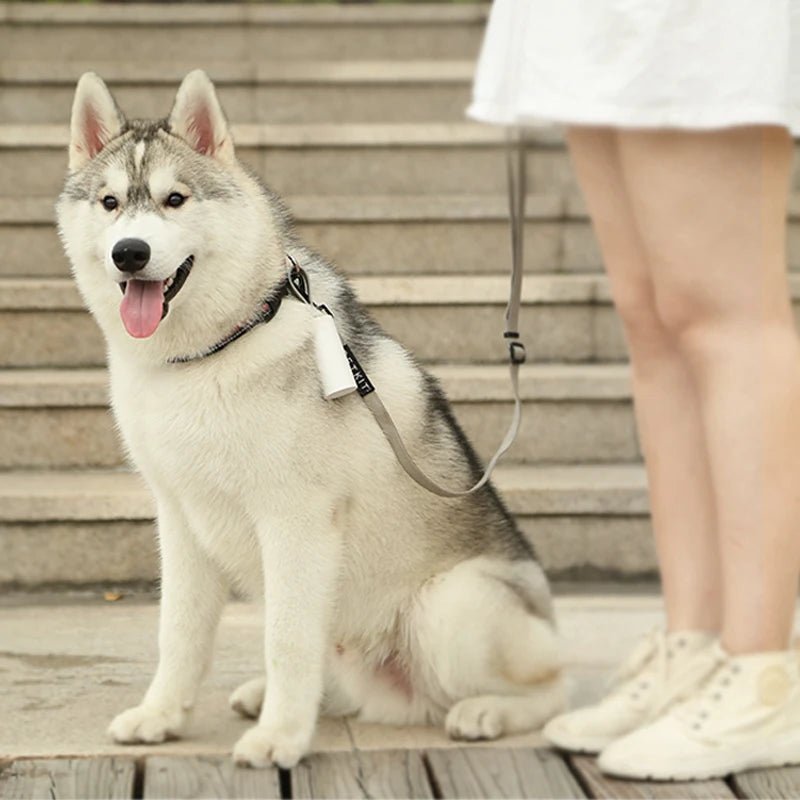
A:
611;281;663;339
653;276;719;344
655;280;799;365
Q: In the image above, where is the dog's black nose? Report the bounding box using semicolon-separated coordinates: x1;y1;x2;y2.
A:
112;238;151;273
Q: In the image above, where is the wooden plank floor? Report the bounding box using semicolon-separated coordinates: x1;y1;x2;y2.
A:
1;748;798;799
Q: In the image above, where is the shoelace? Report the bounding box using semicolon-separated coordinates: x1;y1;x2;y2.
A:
675;653;739;731
607;629;669;701
607;630;715;717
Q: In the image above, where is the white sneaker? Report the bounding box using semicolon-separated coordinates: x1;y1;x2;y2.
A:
598;643;800;781
543;630;717;754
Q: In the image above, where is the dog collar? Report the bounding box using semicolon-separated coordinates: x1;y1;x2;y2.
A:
167;258;304;365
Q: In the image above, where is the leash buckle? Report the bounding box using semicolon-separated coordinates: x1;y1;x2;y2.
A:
509;340;527;365
504;331;527;365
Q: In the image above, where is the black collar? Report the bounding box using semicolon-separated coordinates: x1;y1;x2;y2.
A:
167;261;306;365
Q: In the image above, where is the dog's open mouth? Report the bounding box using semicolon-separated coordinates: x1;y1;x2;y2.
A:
118;255;194;339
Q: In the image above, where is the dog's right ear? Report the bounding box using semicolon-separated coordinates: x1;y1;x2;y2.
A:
68;72;125;172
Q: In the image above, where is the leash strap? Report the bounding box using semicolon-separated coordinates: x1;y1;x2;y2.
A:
345;130;528;497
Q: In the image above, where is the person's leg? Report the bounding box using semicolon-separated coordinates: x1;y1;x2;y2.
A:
543;128;721;755
567;127;721;631
616;126;800;653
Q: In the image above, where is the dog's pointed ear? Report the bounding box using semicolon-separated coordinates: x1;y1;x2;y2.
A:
69;72;125;172
168;70;234;162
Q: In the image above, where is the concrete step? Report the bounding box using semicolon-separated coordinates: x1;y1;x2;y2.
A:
0;61;473;124
0;464;652;588
2;194;575;278
0;3;487;61
0;273;629;366
8;271;800;368
7;193;800;278
6;272;800;367
6;123;800;198
0;124;569;198
0;364;638;469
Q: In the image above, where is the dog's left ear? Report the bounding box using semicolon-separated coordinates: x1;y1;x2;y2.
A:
168;70;234;163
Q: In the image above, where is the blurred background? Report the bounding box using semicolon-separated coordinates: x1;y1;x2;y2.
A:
2;0;699;598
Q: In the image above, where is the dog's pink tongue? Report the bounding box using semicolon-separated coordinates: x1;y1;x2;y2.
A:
119;280;165;338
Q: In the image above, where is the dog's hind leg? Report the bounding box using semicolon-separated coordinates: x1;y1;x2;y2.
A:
414;556;566;740
229;652;377;723
230;677;265;719
445;680;565;740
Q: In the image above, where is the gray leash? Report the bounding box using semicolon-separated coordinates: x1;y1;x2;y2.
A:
362;131;527;497
294;131;528;498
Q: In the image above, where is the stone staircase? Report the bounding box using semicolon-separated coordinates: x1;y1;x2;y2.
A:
4;2;795;590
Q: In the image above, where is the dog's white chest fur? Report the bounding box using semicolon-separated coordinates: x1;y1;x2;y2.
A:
109;326;331;587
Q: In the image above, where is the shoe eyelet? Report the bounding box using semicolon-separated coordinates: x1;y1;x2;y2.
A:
712;692;722;701
631;692;640;700
677;639;687;648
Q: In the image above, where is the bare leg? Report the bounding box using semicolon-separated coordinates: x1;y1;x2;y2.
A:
567;127;721;632
617;126;800;652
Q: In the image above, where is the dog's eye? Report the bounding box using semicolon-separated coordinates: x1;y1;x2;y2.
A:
166;192;186;208
101;195;118;211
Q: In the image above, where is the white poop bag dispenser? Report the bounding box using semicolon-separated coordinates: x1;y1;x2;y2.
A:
287;129;528;497
313;312;358;400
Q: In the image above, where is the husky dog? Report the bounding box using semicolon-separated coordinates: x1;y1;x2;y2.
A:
56;71;564;767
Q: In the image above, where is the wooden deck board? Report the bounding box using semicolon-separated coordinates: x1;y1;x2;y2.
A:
292;750;433;799
0;757;135;800
1;750;794;798
731;766;800;799
143;755;281;799
425;746;586;799
570;755;736;799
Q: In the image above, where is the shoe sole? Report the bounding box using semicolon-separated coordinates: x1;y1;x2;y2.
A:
599;730;800;781
543;731;612;756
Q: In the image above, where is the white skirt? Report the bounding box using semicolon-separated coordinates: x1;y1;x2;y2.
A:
468;0;800;134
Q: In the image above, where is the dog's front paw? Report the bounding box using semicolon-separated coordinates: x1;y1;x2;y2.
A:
233;723;311;769
108;703;187;744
